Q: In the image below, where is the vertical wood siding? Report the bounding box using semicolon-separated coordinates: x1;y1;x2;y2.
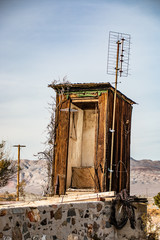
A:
105;90;132;193
94;93;108;192
53;96;70;195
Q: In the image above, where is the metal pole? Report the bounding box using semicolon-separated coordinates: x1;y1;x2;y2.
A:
109;40;120;192
13;144;26;201
17;145;20;201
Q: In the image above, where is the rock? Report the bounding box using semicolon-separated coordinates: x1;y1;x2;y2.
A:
12;226;22;240
54;207;62;220
67;208;76;217
41;218;47;225
0;210;7;216
26;209;40;222
23;222;28;233
87;203;95;209
106;221;111;228
72;218;76;225
24;232;31;240
3;223;11;231
62;220;67;226
97;203;102;212
93;222;99;232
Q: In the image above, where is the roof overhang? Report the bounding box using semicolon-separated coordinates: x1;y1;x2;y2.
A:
48;82;136;105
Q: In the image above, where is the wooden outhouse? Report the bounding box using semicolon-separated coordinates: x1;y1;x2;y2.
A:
49;82;135;195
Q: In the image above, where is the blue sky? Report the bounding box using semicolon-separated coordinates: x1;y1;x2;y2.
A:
0;0;160;160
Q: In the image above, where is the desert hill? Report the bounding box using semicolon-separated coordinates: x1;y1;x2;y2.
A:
131;157;160;170
0;159;48;195
130;157;160;197
0;158;160;197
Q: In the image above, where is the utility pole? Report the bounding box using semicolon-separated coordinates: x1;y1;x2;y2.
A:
13;144;26;201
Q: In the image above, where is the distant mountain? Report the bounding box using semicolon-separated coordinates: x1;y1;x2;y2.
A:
131;157;160;171
0;159;48;195
0;158;160;197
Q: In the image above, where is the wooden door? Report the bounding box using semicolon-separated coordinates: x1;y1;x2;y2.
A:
53;97;71;195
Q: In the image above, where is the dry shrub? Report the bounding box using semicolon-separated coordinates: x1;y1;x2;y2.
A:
142;212;160;240
154;193;160;209
0;191;16;201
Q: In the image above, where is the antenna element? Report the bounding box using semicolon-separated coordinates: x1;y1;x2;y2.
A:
107;31;130;77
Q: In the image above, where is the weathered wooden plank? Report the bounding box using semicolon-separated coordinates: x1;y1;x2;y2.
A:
94;103;99;192
71;167;95;189
95;93;108;192
62;191;116;202
53;94;61;194
106;90;114;191
112;97;120;191
102;91;109;191
53;97;71;195
121;100;131;192
126;104;132;192
121;100;127;191
119;99;124;192
95;94;104;192
116;97;122;193
51;94;59;194
103;90;110;192
117;100;121;192
72;99;98;103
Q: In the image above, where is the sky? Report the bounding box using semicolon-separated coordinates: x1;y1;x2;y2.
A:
0;0;160;160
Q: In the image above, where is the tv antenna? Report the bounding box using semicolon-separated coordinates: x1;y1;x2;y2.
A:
107;31;131;192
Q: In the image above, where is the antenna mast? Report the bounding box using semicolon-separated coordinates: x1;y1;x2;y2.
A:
107;31;131;192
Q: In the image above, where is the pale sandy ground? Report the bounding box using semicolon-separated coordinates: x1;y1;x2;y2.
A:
131;183;160;197
130;168;160;197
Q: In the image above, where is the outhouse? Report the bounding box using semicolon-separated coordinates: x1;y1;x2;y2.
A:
49;82;135;195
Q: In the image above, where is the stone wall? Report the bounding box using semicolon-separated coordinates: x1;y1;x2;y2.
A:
0;200;146;240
